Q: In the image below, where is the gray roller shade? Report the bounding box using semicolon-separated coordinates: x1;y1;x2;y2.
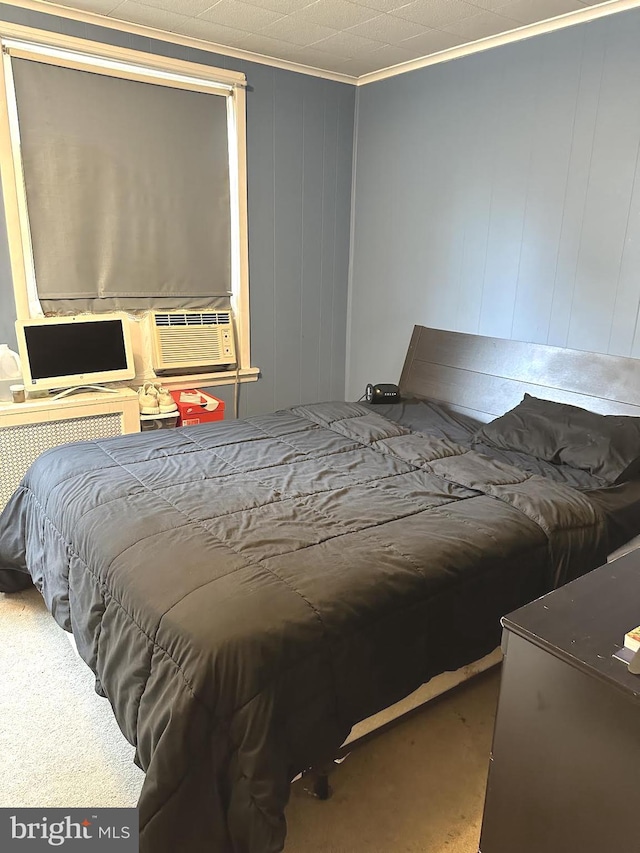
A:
11;58;231;309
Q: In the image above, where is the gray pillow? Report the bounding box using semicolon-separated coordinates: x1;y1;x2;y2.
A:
472;394;640;484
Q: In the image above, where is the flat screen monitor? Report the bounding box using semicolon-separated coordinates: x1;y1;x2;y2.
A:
15;313;136;392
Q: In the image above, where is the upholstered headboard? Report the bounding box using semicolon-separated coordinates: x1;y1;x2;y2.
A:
399;326;640;422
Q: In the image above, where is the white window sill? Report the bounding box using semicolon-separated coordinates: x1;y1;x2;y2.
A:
153;366;260;392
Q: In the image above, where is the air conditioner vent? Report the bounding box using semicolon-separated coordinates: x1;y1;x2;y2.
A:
154;312;231;328
150;310;235;373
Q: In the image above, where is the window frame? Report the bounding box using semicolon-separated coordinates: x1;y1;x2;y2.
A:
0;24;256;385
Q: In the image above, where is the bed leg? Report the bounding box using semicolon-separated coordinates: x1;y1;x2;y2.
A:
313;771;330;801
302;766;332;800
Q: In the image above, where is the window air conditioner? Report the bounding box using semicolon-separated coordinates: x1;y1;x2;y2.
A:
150;311;236;373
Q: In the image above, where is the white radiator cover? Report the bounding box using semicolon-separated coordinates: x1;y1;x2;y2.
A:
0;414;123;510
0;389;140;511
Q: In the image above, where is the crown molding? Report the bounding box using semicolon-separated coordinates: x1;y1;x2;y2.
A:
356;0;640;86
1;28;246;86
0;0;637;87
0;0;359;85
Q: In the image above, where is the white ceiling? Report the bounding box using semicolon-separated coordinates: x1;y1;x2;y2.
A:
45;0;612;77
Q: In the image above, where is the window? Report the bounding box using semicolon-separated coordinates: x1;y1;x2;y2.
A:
0;27;253;378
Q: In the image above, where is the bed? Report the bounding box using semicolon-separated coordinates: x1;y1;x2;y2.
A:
2;325;640;853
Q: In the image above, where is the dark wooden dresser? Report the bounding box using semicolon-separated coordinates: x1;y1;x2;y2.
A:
479;549;640;853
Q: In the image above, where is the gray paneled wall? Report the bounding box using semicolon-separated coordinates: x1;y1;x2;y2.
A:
347;8;640;401
0;3;355;416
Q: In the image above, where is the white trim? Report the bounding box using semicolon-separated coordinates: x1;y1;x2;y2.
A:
0;46;30;321
227;85;252;372
4;39;237;94
1;48;41;319
0;28;245;86
0;0;357;85
0;0;638;88
356;0;640;86
154;367;260;391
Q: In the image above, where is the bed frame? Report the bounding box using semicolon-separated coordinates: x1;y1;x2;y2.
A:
399;325;640;420
304;325;640;795
59;325;640;798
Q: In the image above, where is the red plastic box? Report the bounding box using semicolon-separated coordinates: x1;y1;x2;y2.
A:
170;389;225;427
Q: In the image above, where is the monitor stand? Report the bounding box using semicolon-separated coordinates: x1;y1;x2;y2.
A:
51;385;120;401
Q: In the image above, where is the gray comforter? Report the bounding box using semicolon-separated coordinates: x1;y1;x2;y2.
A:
0;402;610;852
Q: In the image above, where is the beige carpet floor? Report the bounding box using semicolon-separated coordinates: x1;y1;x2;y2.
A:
0;587;500;852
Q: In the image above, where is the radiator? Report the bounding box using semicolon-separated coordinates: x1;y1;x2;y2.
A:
0;390;140;512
